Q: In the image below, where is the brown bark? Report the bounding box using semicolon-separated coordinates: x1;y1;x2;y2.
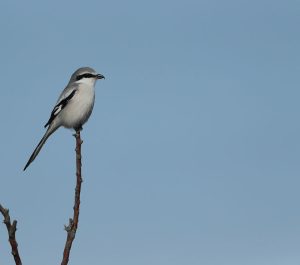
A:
0;204;22;265
61;130;83;265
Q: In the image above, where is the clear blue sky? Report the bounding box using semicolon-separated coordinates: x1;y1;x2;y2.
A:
0;1;300;264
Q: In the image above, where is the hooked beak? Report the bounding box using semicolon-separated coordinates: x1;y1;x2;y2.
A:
96;73;105;79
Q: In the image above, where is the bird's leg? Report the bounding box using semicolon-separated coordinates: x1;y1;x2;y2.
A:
73;126;83;137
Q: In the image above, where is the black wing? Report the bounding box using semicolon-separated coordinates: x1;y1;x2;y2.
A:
44;89;76;128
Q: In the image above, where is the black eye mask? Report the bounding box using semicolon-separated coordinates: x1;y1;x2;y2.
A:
76;73;96;80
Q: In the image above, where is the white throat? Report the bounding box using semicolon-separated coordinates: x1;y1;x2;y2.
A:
76;77;96;87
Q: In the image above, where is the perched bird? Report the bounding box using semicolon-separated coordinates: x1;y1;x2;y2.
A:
23;67;105;171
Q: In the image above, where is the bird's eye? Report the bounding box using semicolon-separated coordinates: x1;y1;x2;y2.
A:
76;73;95;80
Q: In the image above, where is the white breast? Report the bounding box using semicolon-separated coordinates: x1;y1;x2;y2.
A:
59;82;95;130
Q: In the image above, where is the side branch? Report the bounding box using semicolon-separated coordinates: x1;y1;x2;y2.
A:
0;203;22;265
61;130;83;265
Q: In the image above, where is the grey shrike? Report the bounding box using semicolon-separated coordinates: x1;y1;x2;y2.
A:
23;67;105;171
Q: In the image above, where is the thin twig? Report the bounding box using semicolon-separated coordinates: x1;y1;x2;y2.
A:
61;130;83;265
0;203;22;265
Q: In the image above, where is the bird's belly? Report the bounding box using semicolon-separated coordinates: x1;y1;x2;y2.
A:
60;89;95;129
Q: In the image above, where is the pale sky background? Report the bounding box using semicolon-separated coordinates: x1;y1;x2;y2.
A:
0;1;300;264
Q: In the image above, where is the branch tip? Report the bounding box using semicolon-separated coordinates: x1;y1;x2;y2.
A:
61;131;83;265
0;203;22;265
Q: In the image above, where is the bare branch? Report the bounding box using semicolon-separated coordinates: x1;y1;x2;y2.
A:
0;204;22;265
61;130;83;265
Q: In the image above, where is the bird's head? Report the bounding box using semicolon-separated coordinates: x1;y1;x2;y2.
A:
69;67;105;85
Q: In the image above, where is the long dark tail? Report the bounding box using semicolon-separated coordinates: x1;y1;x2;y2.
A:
23;125;59;171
